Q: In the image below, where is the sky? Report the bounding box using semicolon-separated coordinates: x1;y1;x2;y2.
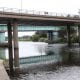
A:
0;0;80;36
5;32;35;37
0;0;80;14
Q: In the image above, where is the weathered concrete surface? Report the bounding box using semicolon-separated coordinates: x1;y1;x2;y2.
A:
0;60;10;80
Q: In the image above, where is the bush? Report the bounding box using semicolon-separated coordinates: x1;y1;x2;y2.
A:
31;35;39;41
39;38;48;42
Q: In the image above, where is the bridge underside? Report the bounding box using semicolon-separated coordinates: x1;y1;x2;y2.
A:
0;18;76;26
0;25;77;32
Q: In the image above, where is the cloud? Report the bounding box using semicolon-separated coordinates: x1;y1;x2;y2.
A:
0;0;79;14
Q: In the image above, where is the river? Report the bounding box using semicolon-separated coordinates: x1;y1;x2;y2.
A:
0;41;80;80
5;41;67;59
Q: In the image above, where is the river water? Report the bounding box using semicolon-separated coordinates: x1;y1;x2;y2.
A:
6;42;48;59
3;41;79;80
5;41;67;59
14;66;80;80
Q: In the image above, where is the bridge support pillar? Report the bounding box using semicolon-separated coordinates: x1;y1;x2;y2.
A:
78;26;80;47
0;32;6;59
7;22;14;75
0;32;5;43
13;21;19;74
47;31;53;43
0;31;6;59
67;25;71;47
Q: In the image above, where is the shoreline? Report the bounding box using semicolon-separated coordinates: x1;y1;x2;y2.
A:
0;60;10;80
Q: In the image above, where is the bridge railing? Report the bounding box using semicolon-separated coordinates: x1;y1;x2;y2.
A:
0;7;79;18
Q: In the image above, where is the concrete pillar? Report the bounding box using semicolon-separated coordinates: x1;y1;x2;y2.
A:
67;25;71;47
7;22;14;75
53;32;58;41
47;31;53;43
0;32;5;43
78;26;80;46
13;22;19;73
0;31;6;59
0;32;6;59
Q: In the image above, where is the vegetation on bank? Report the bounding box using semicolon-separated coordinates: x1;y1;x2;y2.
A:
17;32;79;43
5;27;79;43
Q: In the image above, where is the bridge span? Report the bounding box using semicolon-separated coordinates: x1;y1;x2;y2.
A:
0;7;80;75
0;7;80;26
0;25;69;31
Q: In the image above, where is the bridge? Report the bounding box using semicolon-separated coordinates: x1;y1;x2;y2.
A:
0;25;69;46
0;7;80;75
0;7;80;26
0;25;67;31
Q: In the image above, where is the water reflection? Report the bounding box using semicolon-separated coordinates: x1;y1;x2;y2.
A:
0;48;6;59
1;42;80;64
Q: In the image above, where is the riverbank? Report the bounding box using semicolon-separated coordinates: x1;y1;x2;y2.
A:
0;60;10;80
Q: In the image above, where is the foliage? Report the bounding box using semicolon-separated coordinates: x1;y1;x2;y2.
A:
31;34;40;41
39;37;48;42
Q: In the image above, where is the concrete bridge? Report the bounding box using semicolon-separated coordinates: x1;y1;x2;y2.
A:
0;7;80;75
0;7;80;26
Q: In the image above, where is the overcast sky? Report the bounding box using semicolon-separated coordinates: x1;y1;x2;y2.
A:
1;0;80;36
0;0;80;15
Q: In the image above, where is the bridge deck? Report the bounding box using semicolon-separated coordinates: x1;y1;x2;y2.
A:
0;7;79;26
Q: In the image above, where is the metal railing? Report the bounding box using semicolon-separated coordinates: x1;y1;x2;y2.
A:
0;7;79;18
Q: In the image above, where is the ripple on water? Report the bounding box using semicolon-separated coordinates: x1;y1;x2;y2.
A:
11;66;80;80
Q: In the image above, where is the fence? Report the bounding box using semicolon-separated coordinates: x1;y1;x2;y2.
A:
0;7;79;18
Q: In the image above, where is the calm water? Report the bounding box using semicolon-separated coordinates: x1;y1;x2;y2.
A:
5;41;68;59
0;41;80;80
6;42;48;59
12;66;80;80
8;42;80;80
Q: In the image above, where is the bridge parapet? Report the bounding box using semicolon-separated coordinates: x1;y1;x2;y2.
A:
0;7;79;19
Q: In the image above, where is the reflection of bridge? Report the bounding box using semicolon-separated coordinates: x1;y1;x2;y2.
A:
0;7;80;75
20;55;60;64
